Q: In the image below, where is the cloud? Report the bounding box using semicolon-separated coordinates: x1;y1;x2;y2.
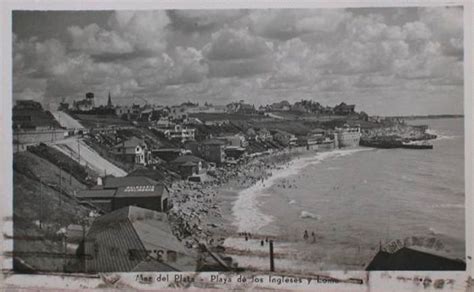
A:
204;28;274;78
418;7;463;56
13;37;68;78
12;7;464;114
108;11;170;54
167;10;247;33
248;9;350;40
354;75;396;88
402;21;432;41
205;28;271;60
165;47;209;84
68;24;134;56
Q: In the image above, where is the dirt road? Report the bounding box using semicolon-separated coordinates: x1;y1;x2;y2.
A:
51;138;127;177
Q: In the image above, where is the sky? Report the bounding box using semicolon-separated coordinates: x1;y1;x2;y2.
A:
12;7;464;116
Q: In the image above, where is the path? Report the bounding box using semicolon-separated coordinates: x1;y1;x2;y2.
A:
51;111;84;129
51;137;127;177
265;113;287;120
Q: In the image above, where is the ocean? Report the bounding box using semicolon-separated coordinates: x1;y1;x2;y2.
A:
224;118;465;272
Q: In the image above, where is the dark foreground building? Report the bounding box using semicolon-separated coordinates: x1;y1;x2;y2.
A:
84;206;197;272
366;247;466;271
76;176;169;212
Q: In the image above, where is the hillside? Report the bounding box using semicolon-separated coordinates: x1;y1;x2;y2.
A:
13;152;95;272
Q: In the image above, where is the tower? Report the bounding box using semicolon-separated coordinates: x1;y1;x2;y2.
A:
107;92;113;108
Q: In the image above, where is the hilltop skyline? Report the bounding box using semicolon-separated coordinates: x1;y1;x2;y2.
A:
13;7;463;116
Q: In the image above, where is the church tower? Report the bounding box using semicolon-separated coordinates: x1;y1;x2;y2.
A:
107;92;113;108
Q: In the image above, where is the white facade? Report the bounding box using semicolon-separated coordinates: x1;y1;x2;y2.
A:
164;125;195;143
335;125;361;148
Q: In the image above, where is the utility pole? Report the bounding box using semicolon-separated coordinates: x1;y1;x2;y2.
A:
39;177;43;229
77;139;81;164
269;240;275;272
59;167;62;207
63;233;67;272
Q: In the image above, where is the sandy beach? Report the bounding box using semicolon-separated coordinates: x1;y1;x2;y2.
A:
167;149;313;249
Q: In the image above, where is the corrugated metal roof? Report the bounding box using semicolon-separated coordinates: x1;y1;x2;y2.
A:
85;216;145;273
85;206;196;272
132;260;177;272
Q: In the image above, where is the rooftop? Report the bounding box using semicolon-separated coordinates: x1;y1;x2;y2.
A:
85;206;195;272
76;189;117;199
171;155;203;165
112;136;145;149
366;247;465;271
201;139;227;145
103;176;158;189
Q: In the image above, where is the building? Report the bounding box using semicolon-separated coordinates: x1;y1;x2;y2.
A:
13;100;61;130
13;100;67;152
115;105;131;117
185;104;226;114
272;130;298;147
270;100;291;112
84;206;197;273
334;125;360;148
73;92;95;111
185;139;227;165
333;102;356;115
110;136;150;165
300;129;335;150
76;189;117;212
14;100;43;111
115;104;142;120
139;108;154;122
226;101;256;114
163;125;195;143
76;176;169;213
169;105;190;120
366;247;465;271
154;117;174;129
152;148;183;162
217;133;248;148
246;128;257;141
203;119;229;126
256;128;272;142
170;155;205;179
291;102;311;113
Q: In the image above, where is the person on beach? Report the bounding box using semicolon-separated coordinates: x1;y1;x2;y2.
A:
303;230;309;241
311;232;316;243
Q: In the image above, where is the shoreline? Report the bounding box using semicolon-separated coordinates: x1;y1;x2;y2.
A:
220;147;376;272
229;147;374;236
167;148;320;251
